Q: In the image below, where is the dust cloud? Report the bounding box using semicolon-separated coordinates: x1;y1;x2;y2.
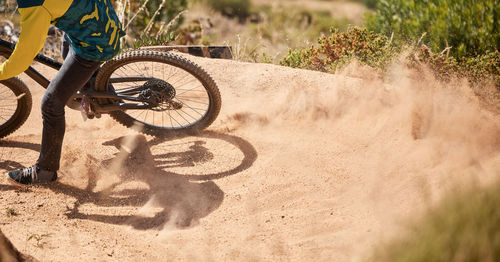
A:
202;58;500;260
217;59;500;176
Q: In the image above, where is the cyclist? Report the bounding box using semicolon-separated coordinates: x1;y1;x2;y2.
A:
0;0;125;185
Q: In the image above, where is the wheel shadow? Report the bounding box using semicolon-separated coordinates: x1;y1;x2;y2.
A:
0;140;41;191
0;131;257;230
0;140;40;171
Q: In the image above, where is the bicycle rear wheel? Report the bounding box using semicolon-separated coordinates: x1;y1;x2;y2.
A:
0;77;32;139
94;50;221;137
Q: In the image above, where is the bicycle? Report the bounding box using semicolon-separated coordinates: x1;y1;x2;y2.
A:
0;38;222;139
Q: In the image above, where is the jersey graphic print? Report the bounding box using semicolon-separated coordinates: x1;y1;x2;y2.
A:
53;0;125;62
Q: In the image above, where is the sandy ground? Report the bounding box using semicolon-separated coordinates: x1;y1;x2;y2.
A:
1;55;500;261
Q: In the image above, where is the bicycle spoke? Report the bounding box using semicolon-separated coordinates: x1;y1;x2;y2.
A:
168;109;182;127
0;114;10;120
0;104;17;107
173;108;190;125
178;102;205;117
175;97;209;105
104;54;217;131
175;89;207;93
143;108;149;124
176;106;198;121
0;89;10;95
172;78;199;91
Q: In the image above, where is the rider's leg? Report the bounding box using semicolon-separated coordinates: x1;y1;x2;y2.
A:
7;48;101;185
37;47;101;173
62;34;98;91
61;33;70;60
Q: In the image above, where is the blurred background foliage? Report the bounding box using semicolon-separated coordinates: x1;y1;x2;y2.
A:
1;0;498;61
125;0;188;36
0;0;17;17
354;0;376;9
204;0;252;22
365;0;500;58
0;0;498;85
370;181;500;262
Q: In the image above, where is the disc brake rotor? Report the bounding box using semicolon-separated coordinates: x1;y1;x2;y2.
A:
139;79;183;111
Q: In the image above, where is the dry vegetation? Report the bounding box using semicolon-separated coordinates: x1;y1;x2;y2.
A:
161;0;367;63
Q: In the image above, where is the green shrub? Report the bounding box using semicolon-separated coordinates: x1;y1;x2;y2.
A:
280;26;499;92
460;50;500;87
409;46;500;88
355;0;377;9
408;45;460;80
132;32;176;48
280;26;398;73
370;181;500;262
366;0;500;58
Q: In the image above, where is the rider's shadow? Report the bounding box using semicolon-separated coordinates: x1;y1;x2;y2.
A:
59;135;224;229
0;131;257;230
0;141;41;171
150;141;214;169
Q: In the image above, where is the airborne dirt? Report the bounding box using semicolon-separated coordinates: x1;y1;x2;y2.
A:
1;55;500;261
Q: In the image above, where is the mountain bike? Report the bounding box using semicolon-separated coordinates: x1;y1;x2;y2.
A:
0;38;222;139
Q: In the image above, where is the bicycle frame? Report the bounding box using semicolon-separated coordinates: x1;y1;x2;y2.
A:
0;38;159;113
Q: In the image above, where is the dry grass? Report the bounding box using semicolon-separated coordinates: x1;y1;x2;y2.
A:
182;0;361;63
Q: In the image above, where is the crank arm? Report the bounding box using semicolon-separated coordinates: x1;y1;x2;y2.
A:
93;102;151;113
75;90;150;103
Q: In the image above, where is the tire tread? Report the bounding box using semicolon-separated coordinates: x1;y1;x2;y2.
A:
0;77;32;139
94;50;221;137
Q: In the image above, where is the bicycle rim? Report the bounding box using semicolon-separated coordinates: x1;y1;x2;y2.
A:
0;83;18;126
109;58;213;130
0;78;32;139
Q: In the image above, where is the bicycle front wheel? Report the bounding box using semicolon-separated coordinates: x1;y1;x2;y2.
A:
0;77;32;139
94;50;221;137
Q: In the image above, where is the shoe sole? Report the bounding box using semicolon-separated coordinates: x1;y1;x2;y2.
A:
5;173;31;188
6;172;58;186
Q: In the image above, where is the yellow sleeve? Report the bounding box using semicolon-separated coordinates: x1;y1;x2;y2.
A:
0;6;51;80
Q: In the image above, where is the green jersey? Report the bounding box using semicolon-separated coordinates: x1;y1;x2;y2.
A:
0;0;125;80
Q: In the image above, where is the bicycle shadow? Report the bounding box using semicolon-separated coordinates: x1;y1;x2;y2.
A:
0;131;258;230
0;140;41;171
151;141;214;169
0;140;41;191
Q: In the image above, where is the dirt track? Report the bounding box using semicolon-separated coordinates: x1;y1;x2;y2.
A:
1;56;500;261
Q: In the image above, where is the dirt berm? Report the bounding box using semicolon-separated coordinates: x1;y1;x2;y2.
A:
1;56;499;261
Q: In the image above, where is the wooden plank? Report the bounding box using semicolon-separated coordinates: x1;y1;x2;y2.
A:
140;45;233;60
